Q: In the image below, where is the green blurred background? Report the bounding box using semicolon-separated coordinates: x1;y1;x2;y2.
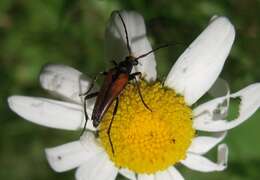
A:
1;0;260;180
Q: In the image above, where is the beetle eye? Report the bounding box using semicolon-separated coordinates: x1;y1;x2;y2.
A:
126;56;130;61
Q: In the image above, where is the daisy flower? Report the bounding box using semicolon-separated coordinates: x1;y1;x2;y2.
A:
8;10;260;180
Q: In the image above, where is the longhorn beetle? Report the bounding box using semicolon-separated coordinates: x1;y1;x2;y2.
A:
81;11;171;153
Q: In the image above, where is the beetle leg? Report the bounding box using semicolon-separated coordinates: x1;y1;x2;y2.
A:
80;72;107;136
129;72;142;80
79;71;107;96
110;60;118;66
80;91;99;136
107;97;119;154
132;75;152;112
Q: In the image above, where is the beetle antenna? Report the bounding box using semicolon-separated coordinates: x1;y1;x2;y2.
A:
115;11;132;55
135;44;179;61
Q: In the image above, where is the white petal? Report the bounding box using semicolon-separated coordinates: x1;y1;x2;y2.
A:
39;64;98;104
75;152;118;180
45;133;101;172
79;131;103;153
188;131;227;154
119;168;136;180
193;83;260;131
105;10;156;82
181;146;228;172
138;174;155;180
165;16;235;105
167;167;184;180
155;170;173;180
8;96;95;130
45;141;84;172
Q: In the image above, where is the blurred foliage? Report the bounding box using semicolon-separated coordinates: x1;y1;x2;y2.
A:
0;0;259;180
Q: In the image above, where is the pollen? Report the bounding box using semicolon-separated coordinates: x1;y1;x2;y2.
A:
98;80;194;174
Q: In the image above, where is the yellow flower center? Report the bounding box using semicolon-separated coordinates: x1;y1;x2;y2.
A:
99;80;194;174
